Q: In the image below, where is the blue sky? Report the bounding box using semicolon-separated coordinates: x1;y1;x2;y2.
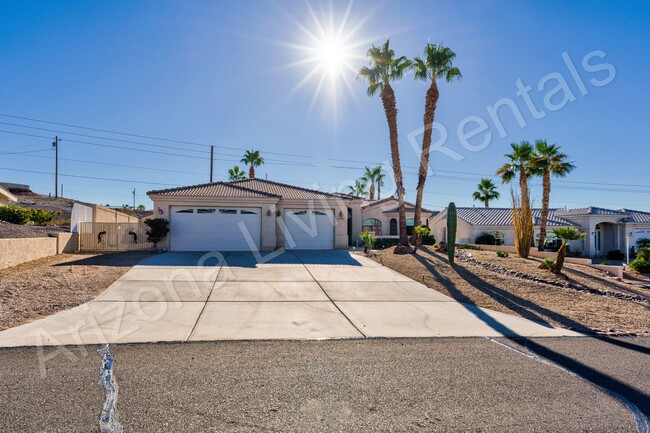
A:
1;0;649;211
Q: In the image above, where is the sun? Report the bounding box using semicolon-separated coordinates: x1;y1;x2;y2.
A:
281;1;374;120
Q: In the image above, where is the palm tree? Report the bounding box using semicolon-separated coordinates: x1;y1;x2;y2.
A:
411;44;462;229
472;178;500;207
228;165;247;181
358;39;411;245
496;141;537;196
240;149;264;179
552;227;585;274
362;165;385;201
375;165;386;200
533;140;576;251
347;179;368;198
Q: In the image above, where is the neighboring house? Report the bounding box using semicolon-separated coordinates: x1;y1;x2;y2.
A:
0;186;18;205
148;179;363;251
361;197;438;238
429;206;650;257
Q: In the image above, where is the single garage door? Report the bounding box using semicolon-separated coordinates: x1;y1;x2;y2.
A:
170;207;261;251
284;209;334;250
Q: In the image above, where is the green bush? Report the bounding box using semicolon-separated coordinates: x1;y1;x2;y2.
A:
629;259;650;274
27;208;58;225
496;251;509;258
606;250;625;260
421;234;436;245
457;243;481;250
0;204;31;224
374;237;400;249
475;233;497;245
636;247;650;262
359;231;377;249
144;218;170;249
637;238;650;248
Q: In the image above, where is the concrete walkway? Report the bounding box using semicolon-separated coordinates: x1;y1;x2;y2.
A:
0;251;580;347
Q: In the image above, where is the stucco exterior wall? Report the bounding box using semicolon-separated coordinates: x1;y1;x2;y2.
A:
0;237;57;269
91;205;139;224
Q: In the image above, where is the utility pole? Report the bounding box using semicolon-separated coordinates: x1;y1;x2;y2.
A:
53;136;59;198
132;188;136;209
209;145;214;183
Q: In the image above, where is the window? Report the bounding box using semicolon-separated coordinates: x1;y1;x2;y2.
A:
293;210;308;215
406;218;414;227
197;208;216;214
389;218;397;236
219;209;237;214
362;218;382;235
175;209;194;213
313;211;327;216
240;210;258;215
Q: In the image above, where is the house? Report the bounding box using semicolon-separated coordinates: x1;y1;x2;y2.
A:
0;186;18;205
429;206;650;257
147;179;363;251
361;197;438;238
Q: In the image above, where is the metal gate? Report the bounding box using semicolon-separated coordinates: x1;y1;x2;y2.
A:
78;222;153;251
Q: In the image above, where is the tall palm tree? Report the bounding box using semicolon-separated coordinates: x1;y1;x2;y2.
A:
358;39;411;245
228;165;247;181
411;43;462;229
533;140;576;251
472;178;500;207
240;149;264;179
375;165;386;200
496;141;536;199
347;178;368;198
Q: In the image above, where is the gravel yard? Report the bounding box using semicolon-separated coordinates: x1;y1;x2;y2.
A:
373;247;650;336
0;251;155;331
0;221;68;239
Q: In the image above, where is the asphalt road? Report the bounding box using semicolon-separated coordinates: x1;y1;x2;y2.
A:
0;336;648;432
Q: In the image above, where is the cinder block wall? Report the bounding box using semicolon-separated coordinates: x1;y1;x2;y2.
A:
0;238;57;270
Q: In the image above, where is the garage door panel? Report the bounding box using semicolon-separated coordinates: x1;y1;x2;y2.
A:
284;209;334;250
170;207;261;251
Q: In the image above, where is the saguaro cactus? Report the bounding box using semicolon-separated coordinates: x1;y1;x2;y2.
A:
447;202;457;265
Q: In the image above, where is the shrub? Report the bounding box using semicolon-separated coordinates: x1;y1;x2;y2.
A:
629;259;650;274
539;258;554;270
374;237;400;249
637;238;650;248
496;251;509;258
457;243;481;250
359;231;377;251
433;243;440;249
0;204;31;224
144;218;170;249
421;234;436;245
475;232;497;245
27;208;58;225
636;247;650;262
606;250;625;260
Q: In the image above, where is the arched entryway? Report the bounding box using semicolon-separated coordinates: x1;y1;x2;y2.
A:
389;218;397;236
594;222;616;256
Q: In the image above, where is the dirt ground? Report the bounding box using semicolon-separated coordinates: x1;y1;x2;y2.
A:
0;221;69;239
0;251;154;331
373;247;650;336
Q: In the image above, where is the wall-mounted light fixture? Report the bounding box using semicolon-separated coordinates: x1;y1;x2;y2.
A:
276;210;281;217
338;210;344;218
267;209;272;217
158;207;163;215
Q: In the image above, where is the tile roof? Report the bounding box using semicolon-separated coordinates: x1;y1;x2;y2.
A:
554;207;628;217
382;205;436;215
148;179;354;200
448;207;577;227
362;197;435;214
620;209;650;223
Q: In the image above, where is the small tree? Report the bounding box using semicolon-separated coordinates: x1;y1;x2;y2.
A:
359;231;377;255
144;218;170;250
551;227;585;274
412;225;430;253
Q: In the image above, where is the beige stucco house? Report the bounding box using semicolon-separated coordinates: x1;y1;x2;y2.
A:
361;197;438;238
429;206;650;257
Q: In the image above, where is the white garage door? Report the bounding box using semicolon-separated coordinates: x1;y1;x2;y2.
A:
283;209;334;250
170;207;261;251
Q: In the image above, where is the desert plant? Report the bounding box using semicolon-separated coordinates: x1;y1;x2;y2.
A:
27;208;58;225
144;218;170;250
637;238;650;248
606;250;625;261
475;232;497;245
410;43;462;230
240;149;264;179
412;225;431;253
0;204;31;225
358;39;411;246
359;231;377;254
496;251;509;258
552;227;586;274
511;190;533;258
447;202;457;265
532;140;575;251
539;258;555;270
472;178;500;208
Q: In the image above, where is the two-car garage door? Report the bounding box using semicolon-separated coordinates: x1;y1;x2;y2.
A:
170;207;261;251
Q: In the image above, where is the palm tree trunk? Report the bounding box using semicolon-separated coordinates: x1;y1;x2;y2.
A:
485;200;489;208
538;171;551;251
380;83;408;246
249;165;255;179
369;183;375;201
413;80;439;228
377;183;381;200
552;243;567;274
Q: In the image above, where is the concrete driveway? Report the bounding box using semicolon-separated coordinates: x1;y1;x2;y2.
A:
0;250;580;347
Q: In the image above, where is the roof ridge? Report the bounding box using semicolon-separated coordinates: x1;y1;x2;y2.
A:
232;178;345;199
147;181;280;197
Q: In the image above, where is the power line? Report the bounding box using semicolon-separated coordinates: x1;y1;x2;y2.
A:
0;166;180;187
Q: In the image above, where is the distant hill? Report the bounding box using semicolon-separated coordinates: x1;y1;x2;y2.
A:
14;192;77;222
